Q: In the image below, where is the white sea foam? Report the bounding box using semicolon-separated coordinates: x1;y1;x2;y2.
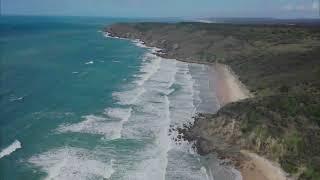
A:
29;147;115;180
124;149;169;180
123;96;172;180
0;140;22;159
57;107;133;139
9;96;25;102
112;87;146;105
57;115;122;139
151;46;162;54
118;57;178;179
132;39;162;54
135;53;161;86
120;55;219;179
132;39;147;48
103;32;126;40
105;107;133;138
104;107;132;123
155;61;214;179
85;61;94;65
162;95;172;168
104;32;110;37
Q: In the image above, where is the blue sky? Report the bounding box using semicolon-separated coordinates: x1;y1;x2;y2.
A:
1;0;319;18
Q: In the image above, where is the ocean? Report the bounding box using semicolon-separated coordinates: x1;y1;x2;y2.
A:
0;16;238;180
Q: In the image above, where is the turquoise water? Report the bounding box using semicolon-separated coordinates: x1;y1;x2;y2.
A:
0;16;237;180
0;16;144;179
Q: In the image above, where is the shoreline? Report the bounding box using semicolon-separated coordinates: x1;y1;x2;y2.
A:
211;63;290;180
104;30;289;180
240;150;290;180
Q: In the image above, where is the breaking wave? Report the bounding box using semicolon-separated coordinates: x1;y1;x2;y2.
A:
29;147;115;180
0;140;22;159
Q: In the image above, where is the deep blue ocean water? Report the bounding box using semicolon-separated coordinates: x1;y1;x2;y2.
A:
0;16;239;180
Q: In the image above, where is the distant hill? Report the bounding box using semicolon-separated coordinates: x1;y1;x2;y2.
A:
193;17;320;27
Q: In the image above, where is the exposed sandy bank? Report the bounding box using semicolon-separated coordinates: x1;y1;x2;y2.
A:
212;63;251;106
240;150;291;180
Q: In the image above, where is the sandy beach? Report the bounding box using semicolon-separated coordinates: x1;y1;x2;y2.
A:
240;150;290;180
211;63;290;180
212;63;251;106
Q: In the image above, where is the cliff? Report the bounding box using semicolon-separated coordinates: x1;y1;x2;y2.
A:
106;22;320;179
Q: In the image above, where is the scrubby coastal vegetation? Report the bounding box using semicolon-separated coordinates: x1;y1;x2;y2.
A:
107;22;320;179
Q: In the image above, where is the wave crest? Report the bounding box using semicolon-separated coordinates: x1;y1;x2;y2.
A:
0;140;22;159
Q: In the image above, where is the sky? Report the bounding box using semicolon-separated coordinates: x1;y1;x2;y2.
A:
1;0;320;18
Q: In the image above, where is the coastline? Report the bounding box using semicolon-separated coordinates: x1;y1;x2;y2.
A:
211;63;290;180
105;30;290;180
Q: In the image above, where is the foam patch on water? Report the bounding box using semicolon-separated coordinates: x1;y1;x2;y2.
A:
104;107;132;123
103;32;126;40
120;58;175;179
135;53;161;86
85;61;94;65
9;96;25;102
124;155;168;180
57;115;122;139
124;123;172;180
0;140;22;159
113;87;146;105
132;39;147;48
29;147;115;180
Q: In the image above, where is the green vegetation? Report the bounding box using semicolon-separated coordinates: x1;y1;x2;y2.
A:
216;94;320;179
108;22;320;96
107;22;320;180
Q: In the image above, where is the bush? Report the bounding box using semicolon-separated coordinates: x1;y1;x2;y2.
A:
299;166;320;180
279;85;289;93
